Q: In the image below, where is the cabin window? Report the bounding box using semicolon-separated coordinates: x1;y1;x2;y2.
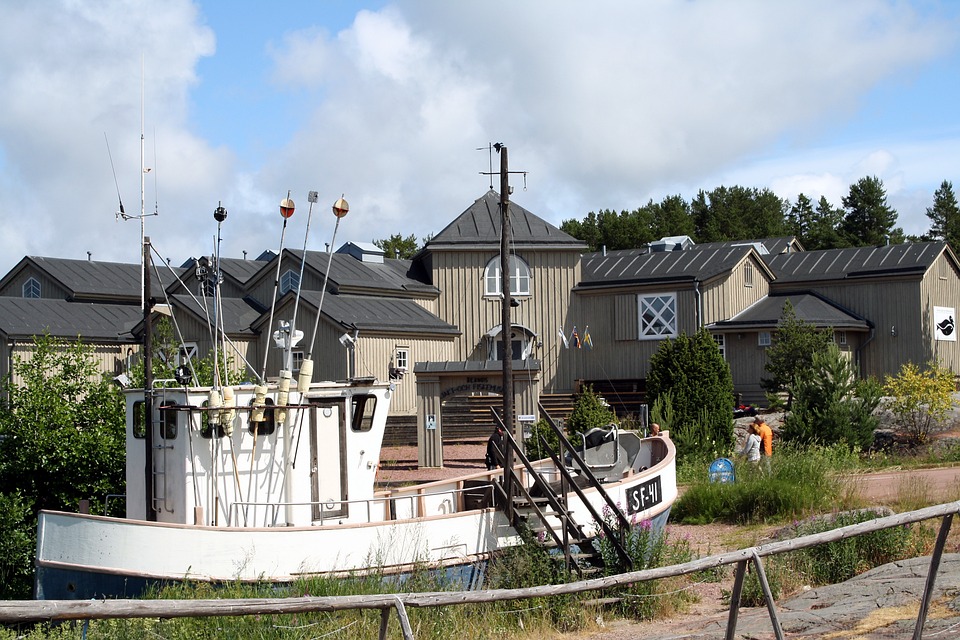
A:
280;269;300;295
248;397;276;436
744;262;754;288
638;293;677;339
22;277;40;299
132;400;146;439
351;394;377;432
159;401;178;440
484;255;531;297
200;400;226;439
836;330;847;345
758;331;772;347
714;333;726;359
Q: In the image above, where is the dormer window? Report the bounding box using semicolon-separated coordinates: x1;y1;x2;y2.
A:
22;277;40;298
280;269;300;295
484;255;530;297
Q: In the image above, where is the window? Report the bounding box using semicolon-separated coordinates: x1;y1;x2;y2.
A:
248;397;276;436
638;293;677;339
159;401;178;440
836;331;847;345
22;277;40;298
484;255;531;297
758;331;772;347
132;400;146;439
493;332;525;361
280;269;300;295
178;343;197;366
292;351;304;373
714;333;726;359
351;394;377;432
390;347;409;380
744;262;754;288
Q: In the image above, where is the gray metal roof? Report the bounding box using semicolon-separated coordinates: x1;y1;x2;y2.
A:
0;298;142;340
166;295;261;335
579;245;756;287
0;256;185;301
710;293;870;331
297;291;459;336
766;242;948;283
425;190;586;250
294;250;437;295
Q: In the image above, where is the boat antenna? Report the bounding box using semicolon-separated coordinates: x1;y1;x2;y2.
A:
105;133;125;220
299;195;349;389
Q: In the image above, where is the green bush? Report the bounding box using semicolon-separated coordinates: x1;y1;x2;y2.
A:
647;328;735;460
781;343;882;450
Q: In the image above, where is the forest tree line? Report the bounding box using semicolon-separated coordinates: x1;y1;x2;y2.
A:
559;176;960;253
372;176;959;258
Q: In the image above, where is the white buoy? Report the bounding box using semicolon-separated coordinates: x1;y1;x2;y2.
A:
297;358;314;393
221;386;236;436
276;370;291;424
251;384;268;423
207;389;222;426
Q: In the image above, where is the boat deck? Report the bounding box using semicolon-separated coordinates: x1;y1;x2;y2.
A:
376;440;487;489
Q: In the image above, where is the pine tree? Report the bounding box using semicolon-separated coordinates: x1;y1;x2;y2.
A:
926;180;960;251
839;176;898;247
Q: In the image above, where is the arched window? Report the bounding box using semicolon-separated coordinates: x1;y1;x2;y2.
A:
484;255;531;297
22;277;40;298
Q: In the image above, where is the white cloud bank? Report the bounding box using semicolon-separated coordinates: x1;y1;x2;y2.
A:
0;0;957;276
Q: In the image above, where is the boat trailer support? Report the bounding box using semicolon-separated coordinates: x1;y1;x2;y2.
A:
379;596;415;640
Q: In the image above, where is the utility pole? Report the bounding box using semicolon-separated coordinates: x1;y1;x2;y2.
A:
496;144;515;478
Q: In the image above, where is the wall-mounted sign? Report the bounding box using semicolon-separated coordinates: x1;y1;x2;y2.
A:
426;414;436;430
935;306;956;342
518;414;536;422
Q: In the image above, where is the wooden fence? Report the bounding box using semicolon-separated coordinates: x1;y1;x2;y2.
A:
3;501;959;640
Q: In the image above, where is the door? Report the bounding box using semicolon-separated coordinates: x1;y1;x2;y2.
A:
309;400;348;521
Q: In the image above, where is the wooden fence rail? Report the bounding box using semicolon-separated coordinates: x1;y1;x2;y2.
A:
4;500;959;640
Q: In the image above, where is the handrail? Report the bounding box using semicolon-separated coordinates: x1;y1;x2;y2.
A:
226;482;497;526
11;500;960;640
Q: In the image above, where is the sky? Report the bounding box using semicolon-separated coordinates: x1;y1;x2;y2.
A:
0;0;958;277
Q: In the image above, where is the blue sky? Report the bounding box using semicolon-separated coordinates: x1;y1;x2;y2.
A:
0;1;958;275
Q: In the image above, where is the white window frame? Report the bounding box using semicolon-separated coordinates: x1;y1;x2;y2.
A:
22;277;40;299
758;331;772;347
836;330;847;346
484;255;531;297
280;269;300;295
714;333;726;359
177;343;198;366
744;262;754;288
638;293;678;339
395;347;409;371
292;350;304;373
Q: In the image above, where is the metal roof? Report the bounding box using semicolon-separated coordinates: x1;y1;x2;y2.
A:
766;242;947;283
293;250;438;295
0;298;142;340
297;291;459;336
690;236;803;255
166;295;261;335
414;360;540;373
0;256;185;301
424;190;586;249
579;245;756;286
710;293;870;331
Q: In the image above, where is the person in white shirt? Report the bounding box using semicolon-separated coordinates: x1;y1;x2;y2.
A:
740;423;761;465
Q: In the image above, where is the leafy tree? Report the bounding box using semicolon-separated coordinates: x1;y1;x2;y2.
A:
781;343;882;449
839;176;899;247
761;300;834;408
925;180;960;251
0;491;34;599
692;185;788;243
884;360;956;444
646;328;735;459
374;233;421;259
648;194;695;240
130;317;245;387
561;211;602;251
0;334;126;598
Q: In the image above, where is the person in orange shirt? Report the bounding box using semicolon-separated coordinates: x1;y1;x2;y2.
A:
753;416;773;471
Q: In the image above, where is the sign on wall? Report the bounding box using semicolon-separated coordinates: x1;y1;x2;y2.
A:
934;306;956;342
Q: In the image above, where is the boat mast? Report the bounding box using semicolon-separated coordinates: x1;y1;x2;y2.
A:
143;235;156;522
495;143;517;469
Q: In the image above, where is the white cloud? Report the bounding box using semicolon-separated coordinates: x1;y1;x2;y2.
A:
0;0;957;276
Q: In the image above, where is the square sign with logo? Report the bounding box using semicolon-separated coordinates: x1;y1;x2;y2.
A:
935;306;956;342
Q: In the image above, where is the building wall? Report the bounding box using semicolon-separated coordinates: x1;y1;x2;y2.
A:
701;256;770;323
1;339;136;388
922;253;960;374
0;267;70;299
429;247;581;391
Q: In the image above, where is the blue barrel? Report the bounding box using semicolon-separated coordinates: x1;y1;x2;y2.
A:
709;457;735;484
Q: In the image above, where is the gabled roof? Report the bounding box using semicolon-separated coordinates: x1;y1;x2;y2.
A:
424;190;586;250
766;242;950;283
710;293;870;331
578;245;772;288
0;298;142;341
292;250;438;296
0;256;184;302
292;291;459;336
169;295;260;335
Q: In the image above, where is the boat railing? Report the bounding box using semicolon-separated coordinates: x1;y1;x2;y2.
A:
226;482;499;527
